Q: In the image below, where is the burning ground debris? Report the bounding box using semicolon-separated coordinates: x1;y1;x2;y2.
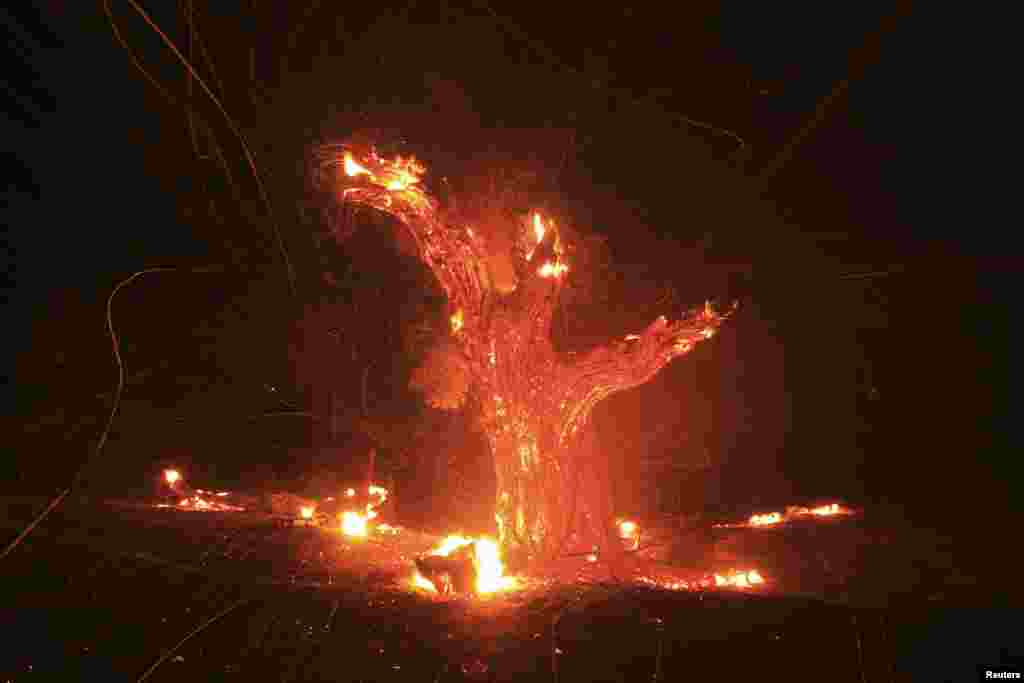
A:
716;502;855;529
147;470;769;600
155;469;245;512
411;535;518;596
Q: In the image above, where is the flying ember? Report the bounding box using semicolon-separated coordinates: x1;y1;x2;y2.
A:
163;469;180;485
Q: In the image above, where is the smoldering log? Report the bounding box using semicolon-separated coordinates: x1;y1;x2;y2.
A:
415;544;478;594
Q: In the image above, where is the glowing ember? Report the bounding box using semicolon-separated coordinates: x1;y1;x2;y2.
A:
300;506;315;520
533;212;546;243
749;512;783;527
338;484;389;537
719;502;854;529
341;511;368;537
343;152;372;178
713;570;765;589
175;495;243;512
163;469;180;485
412;572;438;591
450;308;464;334
340;150;425;194
618;519;640;550
537;261;569;278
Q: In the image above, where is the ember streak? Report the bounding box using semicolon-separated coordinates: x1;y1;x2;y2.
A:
316;143;733;564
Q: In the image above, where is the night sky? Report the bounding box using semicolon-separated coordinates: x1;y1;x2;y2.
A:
7;3;1013;529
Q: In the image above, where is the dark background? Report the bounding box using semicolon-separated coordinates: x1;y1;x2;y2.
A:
5;3;1013;535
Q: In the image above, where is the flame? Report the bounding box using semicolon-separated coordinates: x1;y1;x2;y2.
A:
413;535;517;595
639;568;766;592
749;511;783;526
702;328;715;339
810;503;842;516
339;484;389;537
618;519;640;550
164;469;180;485
341;150;425;195
175;494;243;512
450;309;464;334
412;571;438;591
300;506;315;520
730;502;852;529
538;261;569;278
533;213;546;243
473;538;516;593
343;153;371;178
341;511;368;537
713;569;765;589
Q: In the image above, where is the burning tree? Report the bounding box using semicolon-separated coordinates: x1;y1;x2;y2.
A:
313;139;732;569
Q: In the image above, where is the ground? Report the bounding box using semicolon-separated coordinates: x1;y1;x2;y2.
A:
0;494;1017;681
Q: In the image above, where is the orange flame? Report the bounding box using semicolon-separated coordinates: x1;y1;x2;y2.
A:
713;569;765;589
339;484;389;537
163;469;180;485
749;512;783;526
538;261;569;278
450;309;464;334
341;511;367;537
341;150;425;195
412;535;517;595
533;213;546;243
343;153;371;178
300;506;315;520
617;519;640;550
810;503;842;516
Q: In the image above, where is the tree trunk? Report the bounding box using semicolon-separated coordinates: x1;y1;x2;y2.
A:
491;430;566;562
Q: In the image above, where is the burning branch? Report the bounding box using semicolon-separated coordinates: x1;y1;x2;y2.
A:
556;301;734;446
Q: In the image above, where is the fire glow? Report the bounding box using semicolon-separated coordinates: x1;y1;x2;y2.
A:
721;503;853;529
640;568;766;592
171;495;244;512
338;484;389;538
618;519;640;550
412;535;518;596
